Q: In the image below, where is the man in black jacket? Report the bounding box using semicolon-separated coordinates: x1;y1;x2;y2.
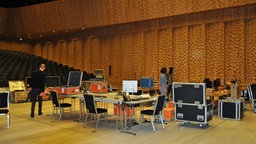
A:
30;64;46;118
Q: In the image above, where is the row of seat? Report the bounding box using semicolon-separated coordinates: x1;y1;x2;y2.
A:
0;50;94;87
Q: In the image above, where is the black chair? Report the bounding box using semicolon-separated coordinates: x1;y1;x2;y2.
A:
50;91;72;120
0;91;10;128
140;95;165;132
83;94;108;129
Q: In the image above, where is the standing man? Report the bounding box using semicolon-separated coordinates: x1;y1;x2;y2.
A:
159;67;167;96
30;63;46;118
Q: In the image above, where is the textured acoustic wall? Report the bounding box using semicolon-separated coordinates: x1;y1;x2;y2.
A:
205;23;225;81
245;19;256;83
3;0;256;38
1;4;256;88
224;20;245;83
173;27;189;82
188;25;205;82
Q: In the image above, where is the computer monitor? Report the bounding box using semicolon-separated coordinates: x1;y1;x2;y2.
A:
140;77;154;88
122;80;138;96
67;71;83;87
213;78;221;90
203;78;212;88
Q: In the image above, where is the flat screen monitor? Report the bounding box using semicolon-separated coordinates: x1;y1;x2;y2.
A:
214;78;221;89
122;80;138;96
140;77;154;88
67;71;83;87
204;78;212;88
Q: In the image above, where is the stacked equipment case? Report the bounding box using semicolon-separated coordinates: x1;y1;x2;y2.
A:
218;98;244;120
173;82;213;128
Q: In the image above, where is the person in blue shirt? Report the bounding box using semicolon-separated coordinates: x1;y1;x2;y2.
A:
30;64;46;118
159;67;167;96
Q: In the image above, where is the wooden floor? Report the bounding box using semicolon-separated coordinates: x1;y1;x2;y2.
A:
0;98;256;144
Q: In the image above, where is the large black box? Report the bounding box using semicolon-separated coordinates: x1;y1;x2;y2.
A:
175;101;213;123
173;82;206;105
218;99;243;120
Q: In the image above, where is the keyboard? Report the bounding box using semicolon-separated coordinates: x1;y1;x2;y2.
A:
131;97;150;101
94;95;107;98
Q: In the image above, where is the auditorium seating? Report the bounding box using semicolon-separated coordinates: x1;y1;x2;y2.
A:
0;50;92;87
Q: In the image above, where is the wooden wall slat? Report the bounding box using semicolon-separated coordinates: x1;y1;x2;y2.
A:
205;23;225;82
188;24;205;82
173;27;189;82
224;20;245;82
245;19;256;83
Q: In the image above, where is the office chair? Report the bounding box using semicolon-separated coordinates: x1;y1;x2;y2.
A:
247;84;256;112
83;94;108;129
50;91;72;120
140;95;165;132
0;91;10;128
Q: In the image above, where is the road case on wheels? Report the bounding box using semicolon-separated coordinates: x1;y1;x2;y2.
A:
173;82;213;128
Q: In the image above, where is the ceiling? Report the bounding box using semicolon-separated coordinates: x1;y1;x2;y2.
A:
0;0;55;8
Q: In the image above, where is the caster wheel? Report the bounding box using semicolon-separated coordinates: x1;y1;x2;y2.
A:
200;124;203;128
181;122;185;126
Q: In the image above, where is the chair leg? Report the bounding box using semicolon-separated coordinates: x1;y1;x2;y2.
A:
50;108;55;120
159;115;165;129
140;114;143;126
7;114;10;128
84;112;89;128
96;115;100;129
105;113;108;126
150;116;156;132
59;108;64;120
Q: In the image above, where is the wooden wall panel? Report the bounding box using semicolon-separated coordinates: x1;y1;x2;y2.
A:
32;43;42;56
205;23;225;82
53;44;60;63
132;32;144;81
173;27;189;82
158;28;173;79
83;38;92;73
47;43;54;61
224;20;245;82
67;41;75;68
188;24;206;82
58;41;68;66
120;34;134;80
74;39;83;70
42;44;48;59
109;35;122;87
245;19;256;83
100;36;111;80
90;37;101;71
143;30;158;80
5;0;256;37
2;3;256;86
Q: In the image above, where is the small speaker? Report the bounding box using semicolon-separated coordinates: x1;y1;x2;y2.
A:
109;65;111;76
